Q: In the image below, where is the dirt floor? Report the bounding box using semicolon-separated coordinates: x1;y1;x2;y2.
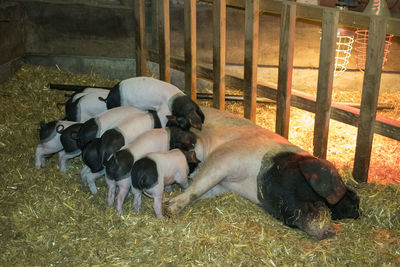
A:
0;64;399;265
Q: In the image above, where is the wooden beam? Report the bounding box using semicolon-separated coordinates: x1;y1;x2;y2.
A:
243;0;259;122
213;0;226;110
158;0;170;82
199;0;400;36
147;50;400;142
353;17;388;183
184;0;197;101
150;0;158;51
134;0;147;76
276;2;296;139
313;9;339;159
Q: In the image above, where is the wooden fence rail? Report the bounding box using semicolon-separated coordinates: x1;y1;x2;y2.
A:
134;0;400;183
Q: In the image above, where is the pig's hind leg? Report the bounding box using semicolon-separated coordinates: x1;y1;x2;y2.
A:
35;141;63;169
131;187;142;213
153;195;163;219
35;144;46;169
115;178;131;214
80;165;91;186
85;169;105;194
106;177;117;207
58;150;81;173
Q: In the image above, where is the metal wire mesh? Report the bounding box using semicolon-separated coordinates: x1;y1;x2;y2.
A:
355;29;393;72
334;31;354;77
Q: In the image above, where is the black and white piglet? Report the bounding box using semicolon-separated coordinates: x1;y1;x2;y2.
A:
65;87;109;122
101;77;205;130
76;106;147;150
80;110;165;194
35;120;82;173
104;126;198;213
131;149;200;219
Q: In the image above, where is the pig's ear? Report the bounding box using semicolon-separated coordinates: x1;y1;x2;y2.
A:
196;106;205;123
183;150;201;164
166;115;178;127
187;112;202;130
299;158;346;205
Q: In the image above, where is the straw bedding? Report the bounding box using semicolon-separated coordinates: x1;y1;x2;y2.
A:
0;64;399;265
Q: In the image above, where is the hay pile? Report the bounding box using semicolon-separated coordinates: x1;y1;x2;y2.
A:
0;64;399;265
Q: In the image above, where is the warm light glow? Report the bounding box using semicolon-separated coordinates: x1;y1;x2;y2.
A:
334;29;354;77
355;29;393;72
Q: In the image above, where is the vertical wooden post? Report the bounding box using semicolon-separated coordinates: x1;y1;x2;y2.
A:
213;0;226;110
185;0;197;100
313;9;339;159
276;2;296;138
134;0;147;76
353;17;387;182
151;0;158;51
158;0;170;82
244;0;259;122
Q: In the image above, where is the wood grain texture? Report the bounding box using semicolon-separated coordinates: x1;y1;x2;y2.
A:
158;0;170;82
313;9;339;159
134;0;146;76
353;17;388;183
213;0;226;110
276;2;296;139
147;50;400;142
184;0;197;100
243;0;259;122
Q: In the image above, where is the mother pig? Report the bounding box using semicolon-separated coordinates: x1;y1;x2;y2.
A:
167;107;360;240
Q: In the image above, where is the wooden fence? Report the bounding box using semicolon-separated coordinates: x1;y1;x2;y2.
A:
133;0;400;183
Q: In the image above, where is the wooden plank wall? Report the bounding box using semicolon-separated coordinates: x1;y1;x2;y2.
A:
135;0;400;183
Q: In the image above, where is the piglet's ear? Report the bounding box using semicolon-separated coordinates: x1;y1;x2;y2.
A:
187;112;202;130
166;115;178;127
196;107;205;123
183;150;201;164
299;158;346;205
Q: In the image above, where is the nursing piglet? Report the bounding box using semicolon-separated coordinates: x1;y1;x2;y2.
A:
65;88;109;122
80;110;164;194
131;149;200;219
102;77;205;130
35;120;82;172
76;106;146;150
104;126;198;213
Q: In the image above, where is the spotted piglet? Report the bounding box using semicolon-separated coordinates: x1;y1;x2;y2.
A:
76;106;146;150
131;149;200;219
65;87;109;122
104;126;197;213
35;120;82;173
80;110;164;194
102;77;205;130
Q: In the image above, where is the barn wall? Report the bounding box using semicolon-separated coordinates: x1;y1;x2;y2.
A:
20;1;400;70
21;1;135;58
3;0;399;90
0;2;24;83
